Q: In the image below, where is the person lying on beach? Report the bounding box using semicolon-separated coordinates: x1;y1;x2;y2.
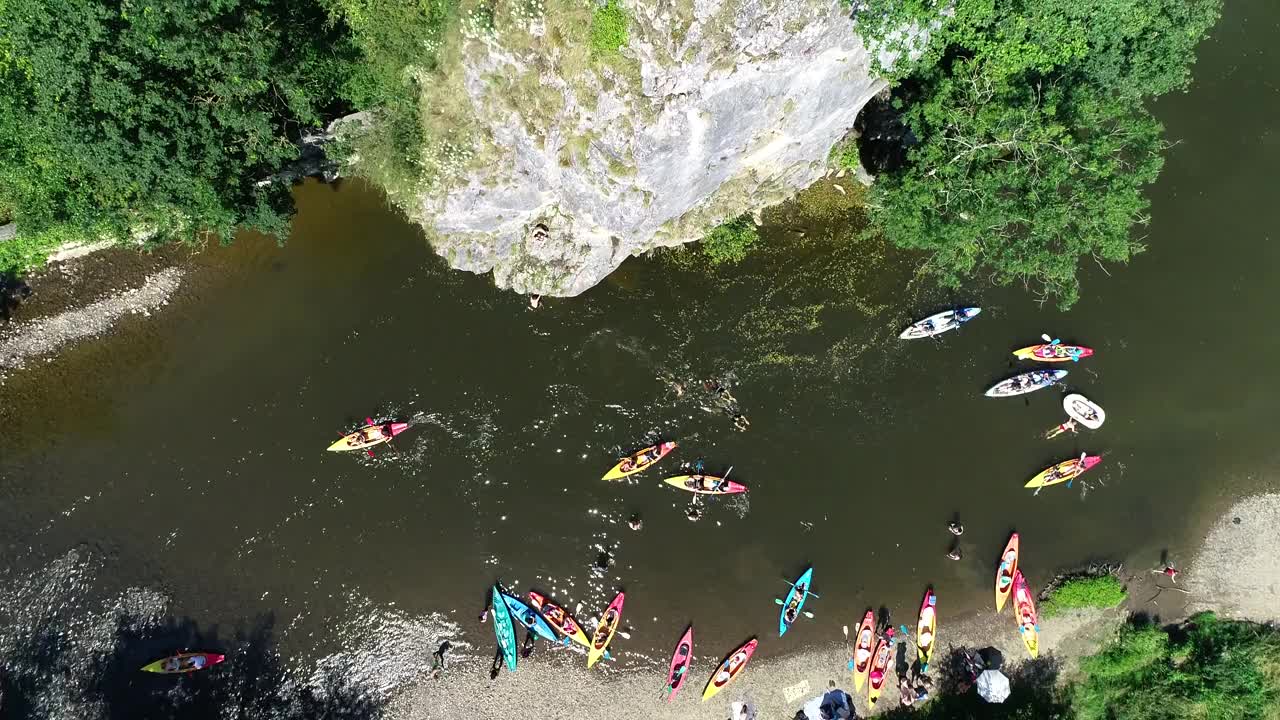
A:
899;678;915;707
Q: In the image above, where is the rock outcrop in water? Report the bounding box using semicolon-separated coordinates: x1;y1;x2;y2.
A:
414;0;885;296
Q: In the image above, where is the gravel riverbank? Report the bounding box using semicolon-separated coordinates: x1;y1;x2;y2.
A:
0;267;184;381
388;606;1123;719
1186;493;1280;623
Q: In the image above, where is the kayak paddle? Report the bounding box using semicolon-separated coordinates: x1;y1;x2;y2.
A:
842;625;854;670
778;578;820;599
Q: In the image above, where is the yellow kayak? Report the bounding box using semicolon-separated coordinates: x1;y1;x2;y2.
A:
587;592;625;668
601;441;676;480
326;420;409;452
1024;455;1101;488
662;475;747;495
1013;570;1040;658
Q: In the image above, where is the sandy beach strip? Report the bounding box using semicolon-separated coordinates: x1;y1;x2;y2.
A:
1185;492;1280;623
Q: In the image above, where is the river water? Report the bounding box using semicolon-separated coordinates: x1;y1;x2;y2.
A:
1;2;1277;716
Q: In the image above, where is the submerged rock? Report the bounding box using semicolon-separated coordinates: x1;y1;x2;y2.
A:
408;0;885;296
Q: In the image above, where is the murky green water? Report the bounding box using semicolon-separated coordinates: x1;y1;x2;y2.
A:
1;1;1277;714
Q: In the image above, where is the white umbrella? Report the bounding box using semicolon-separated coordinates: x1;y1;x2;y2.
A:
977;669;1011;703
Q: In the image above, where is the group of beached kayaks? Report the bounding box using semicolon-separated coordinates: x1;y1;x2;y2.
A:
902;309;1107;491
846;586;938;707
487;583;621;672
994;532;1041;657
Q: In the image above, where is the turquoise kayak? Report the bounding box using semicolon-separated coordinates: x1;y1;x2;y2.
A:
502;592;559;643
491;584;518;672
779;567;814;636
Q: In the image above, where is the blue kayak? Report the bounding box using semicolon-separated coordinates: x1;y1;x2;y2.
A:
779;567;814;636
491;584;518;672
502;592;560;643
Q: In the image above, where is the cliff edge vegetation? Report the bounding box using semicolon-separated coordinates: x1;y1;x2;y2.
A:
852;0;1222;307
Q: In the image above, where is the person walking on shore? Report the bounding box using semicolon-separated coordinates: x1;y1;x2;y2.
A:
1153;565;1180;583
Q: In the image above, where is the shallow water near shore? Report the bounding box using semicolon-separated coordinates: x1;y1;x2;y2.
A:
1;0;1278;715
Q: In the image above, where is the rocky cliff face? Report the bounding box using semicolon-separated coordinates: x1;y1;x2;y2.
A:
415;0;884;296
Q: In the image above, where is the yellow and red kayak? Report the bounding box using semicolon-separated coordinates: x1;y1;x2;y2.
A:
529;590;590;648
140;652;225;674
916;588;937;671
662;475;747;495
587;591;625;668
1013;343;1094;362
1013;570;1040;658
702;638;757;701
995;532;1020;612
1025;455;1101;488
327;420;410;452
601;441;676;480
851;610;875;691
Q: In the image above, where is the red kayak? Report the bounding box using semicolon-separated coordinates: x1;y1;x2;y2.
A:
528;590;590;648
140;652;225;674
1013;343;1094;362
663;625;694;702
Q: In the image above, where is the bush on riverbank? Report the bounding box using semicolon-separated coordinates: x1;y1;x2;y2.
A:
1072;613;1280;720
853;0;1222;307
1041;576;1128;618
0;0;363;275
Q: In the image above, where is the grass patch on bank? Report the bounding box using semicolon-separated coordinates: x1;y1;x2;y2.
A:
1041;575;1127;618
590;0;629;57
1071;613;1280;720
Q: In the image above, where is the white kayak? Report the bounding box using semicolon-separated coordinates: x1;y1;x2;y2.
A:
899;308;982;340
1063;393;1105;429
985;370;1067;397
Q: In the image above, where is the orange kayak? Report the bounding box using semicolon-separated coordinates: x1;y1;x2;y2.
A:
995;533;1019;612
601;441;676;480
528;590;590;648
851;610;875;691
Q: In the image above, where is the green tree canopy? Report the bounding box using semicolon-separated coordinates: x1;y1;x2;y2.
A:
857;0;1221;306
0;0;357;272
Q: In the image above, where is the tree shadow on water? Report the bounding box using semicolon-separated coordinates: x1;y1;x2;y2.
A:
2;613;387;720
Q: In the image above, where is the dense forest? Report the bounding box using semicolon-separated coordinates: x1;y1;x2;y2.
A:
0;0;1220;307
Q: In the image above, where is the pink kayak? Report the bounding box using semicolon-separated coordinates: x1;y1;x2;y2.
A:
663;625;694;702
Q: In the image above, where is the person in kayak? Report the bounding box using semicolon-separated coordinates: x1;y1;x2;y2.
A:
998;553;1016;589
783;583;806;624
618;457;635;473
